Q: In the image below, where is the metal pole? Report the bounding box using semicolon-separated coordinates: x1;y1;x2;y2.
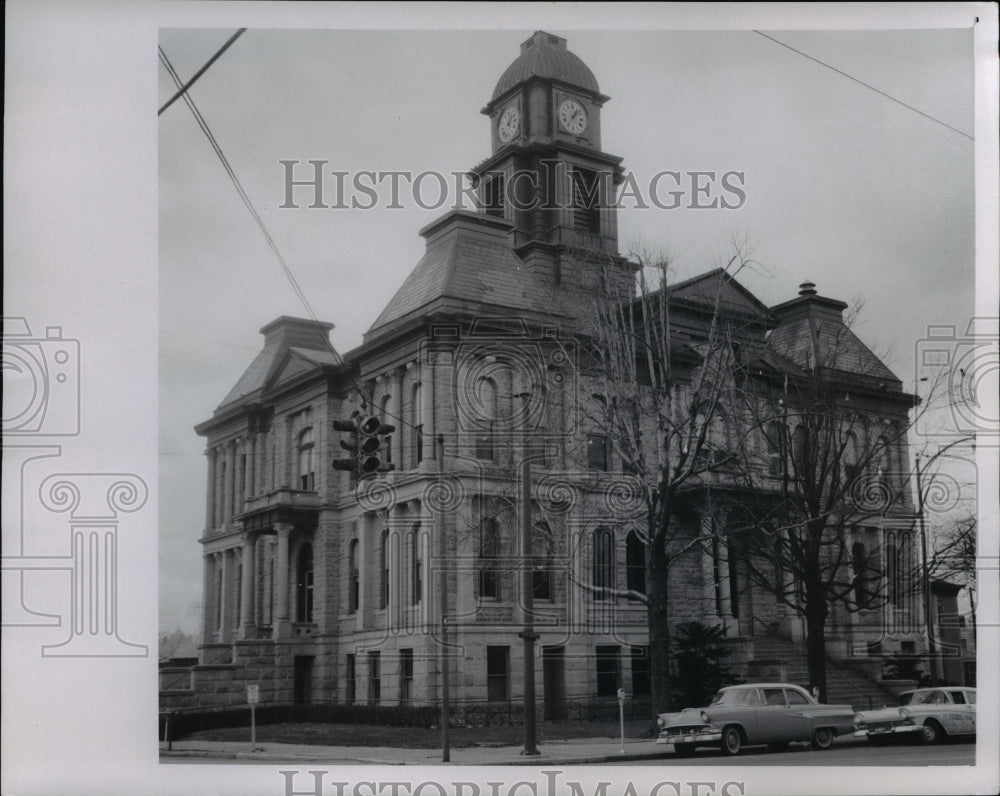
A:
521;449;539;755
916;453;935;683
618;689;626;754
437;435;450;762
251;703;256;750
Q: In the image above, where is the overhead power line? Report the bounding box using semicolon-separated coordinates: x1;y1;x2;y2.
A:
158;44;416;428
754;30;974;141
159;28;246;116
158;45;317;317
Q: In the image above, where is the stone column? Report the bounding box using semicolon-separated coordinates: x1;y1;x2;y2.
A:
240;531;257;637
205;447;217;530
283;416;294;488
202;554;215;645
274;523;293;637
243;434;255;501
388;369;403;468
421;354;435;457
223;441;235;526
219;548;233;641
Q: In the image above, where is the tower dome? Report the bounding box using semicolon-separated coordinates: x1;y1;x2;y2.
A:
490;31;600;102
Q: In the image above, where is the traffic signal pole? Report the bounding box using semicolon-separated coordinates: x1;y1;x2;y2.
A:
520;453;539;756
437;434;450;762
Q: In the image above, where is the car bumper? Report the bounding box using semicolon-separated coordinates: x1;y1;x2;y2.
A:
854;725;921;738
656;730;723;746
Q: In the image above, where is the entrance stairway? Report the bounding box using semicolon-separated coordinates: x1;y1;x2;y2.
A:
749;634;901;710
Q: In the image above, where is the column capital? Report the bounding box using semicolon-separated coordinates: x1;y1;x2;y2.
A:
274;522;294;537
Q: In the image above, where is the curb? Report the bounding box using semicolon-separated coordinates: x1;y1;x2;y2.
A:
160;748;667;765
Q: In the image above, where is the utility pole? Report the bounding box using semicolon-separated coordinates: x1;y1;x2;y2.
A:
437;434;450;762
915;452;935;683
519;393;540;756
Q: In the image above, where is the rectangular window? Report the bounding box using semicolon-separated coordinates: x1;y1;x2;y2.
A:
587;433;608;471
346;654;356;703
368;651;381;705
400;648;414;704
475;421;494;460
630;646;650;696
486;645;510;702
479;519;500;600
596;645;620;697
411;530;422;605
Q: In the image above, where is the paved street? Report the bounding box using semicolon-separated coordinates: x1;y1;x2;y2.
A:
162;734;976;767
630;739;976;767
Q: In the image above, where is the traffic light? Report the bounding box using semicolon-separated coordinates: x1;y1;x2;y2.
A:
332;415;396;477
332;418;359;474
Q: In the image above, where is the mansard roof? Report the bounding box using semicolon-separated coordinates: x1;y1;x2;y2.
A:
216;317;341;409
365;210;562;341
768;283;901;386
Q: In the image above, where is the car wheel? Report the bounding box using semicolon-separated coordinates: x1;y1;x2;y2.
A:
768;741;790;753
674;743;696;756
721;726;742;756
920;720;945;745
811;727;834;750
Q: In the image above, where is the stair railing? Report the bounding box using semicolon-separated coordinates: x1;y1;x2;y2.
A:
159;642;235;692
826;658;873;710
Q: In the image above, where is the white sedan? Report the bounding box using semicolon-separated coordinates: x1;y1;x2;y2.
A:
853;687;976;745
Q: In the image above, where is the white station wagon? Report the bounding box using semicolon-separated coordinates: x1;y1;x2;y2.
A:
656;683;855;755
853;687;977;745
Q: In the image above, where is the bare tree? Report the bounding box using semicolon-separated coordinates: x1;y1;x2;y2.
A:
576;239;763;714
727;295;936;702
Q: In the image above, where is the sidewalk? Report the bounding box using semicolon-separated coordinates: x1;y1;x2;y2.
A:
160;736;667;765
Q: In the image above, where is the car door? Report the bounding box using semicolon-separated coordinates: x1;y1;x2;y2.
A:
946;690;976;735
757;687;793;743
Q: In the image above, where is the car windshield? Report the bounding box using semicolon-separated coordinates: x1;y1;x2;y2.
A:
711;688;759;707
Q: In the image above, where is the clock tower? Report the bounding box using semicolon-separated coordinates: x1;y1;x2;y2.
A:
470;31;632;301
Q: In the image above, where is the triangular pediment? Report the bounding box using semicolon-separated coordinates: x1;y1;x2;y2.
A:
668;268;770;320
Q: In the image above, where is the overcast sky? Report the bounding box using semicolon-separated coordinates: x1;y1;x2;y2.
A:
158;23;977;634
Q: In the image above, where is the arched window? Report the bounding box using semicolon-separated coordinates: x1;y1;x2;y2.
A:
852;540;869;608
479;517;500;600
792;424;808;473
348;539;359;614
298;428;315;490
380;396;393;467
532;523;553;601
410;523;422;605
843;431;861;487
592;527;615;601
474;377;497;460
296;543;314;623
886;541;900;608
410;383;424;467
765;421;784;476
218;460;227;525
380;529;390;609
625;530;646;598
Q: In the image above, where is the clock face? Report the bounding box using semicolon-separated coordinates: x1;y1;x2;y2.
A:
558;99;588;134
497;106;520;143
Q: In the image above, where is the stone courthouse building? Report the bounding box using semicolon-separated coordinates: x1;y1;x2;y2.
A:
161;32;936;715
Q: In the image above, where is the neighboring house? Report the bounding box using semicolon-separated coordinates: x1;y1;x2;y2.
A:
161;31;929;715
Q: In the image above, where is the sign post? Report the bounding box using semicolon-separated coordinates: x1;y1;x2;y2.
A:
617;688;626;754
247;684;260;749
